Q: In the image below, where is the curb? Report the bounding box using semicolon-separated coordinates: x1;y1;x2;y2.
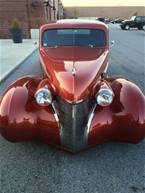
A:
0;47;38;84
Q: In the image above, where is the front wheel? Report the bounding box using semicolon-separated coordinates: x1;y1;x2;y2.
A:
138;26;143;30
121;26;125;30
125;25;130;30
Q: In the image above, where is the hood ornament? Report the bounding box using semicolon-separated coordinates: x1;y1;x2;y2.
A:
72;66;76;76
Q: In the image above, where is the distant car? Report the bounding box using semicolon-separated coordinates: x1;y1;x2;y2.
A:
0;19;145;153
96;17;105;22
96;17;112;24
120;16;145;30
111;19;124;24
104;18;111;24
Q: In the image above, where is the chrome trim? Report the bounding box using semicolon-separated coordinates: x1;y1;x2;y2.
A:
65;99;84;105
52;97;96;152
104;62;109;73
51;101;60;123
72;66;76;76
86;104;97;139
53;112;59;122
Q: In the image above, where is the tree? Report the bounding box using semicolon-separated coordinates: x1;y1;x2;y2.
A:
133;12;138;16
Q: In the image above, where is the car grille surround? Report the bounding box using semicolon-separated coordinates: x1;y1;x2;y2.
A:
52;97;96;152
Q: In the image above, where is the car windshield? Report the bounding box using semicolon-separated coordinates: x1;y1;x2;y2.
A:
42;28;106;47
130;16;136;21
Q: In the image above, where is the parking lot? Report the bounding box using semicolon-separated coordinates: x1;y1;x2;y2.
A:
0;24;145;193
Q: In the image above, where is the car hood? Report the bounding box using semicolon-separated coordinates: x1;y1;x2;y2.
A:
122;20;132;23
40;46;109;101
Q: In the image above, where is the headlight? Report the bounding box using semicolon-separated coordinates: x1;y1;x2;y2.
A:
35;88;52;106
96;88;114;107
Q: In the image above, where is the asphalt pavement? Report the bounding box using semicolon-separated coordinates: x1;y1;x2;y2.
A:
0;24;145;193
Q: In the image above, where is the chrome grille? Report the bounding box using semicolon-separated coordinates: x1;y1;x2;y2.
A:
53;97;96;152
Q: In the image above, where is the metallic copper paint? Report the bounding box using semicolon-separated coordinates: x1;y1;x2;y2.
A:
39;20;109;102
0;76;144;150
0;20;145;152
88;78;145;146
0;77;60;146
39;47;109;101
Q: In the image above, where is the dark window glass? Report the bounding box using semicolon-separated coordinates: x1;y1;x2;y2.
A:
136;17;142;21
42;29;106;47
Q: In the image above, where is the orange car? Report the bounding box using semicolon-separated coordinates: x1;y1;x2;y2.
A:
0;19;145;153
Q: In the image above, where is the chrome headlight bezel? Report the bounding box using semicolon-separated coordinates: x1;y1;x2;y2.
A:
35;88;52;106
96;88;114;107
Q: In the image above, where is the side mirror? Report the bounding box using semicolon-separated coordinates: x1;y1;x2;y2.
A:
33;41;38;45
110;40;115;48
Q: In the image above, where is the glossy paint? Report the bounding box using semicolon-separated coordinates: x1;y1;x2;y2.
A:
0;77;61;147
0;76;144;152
40;47;109;102
88;78;145;146
0;20;145;152
39;20;109;102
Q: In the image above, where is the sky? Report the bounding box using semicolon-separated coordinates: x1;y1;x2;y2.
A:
61;0;145;7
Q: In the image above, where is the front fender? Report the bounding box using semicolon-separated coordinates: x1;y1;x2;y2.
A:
88;78;145;146
0;76;60;146
0;76;145;152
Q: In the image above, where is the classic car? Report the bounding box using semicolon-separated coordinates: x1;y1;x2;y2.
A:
111;18;124;24
0;19;145;153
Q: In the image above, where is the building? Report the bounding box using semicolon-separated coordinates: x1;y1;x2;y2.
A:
65;6;145;19
0;0;65;38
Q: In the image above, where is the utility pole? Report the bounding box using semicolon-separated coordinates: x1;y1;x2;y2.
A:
53;0;56;20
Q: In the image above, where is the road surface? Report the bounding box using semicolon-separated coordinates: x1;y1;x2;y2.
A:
0;24;145;193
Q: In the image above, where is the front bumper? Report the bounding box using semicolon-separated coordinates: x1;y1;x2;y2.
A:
0;76;145;153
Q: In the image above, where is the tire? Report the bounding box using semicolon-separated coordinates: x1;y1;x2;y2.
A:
138;26;142;30
121;26;125;30
124;25;130;30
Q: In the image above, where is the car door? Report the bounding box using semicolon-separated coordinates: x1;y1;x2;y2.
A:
142;16;145;26
135;16;142;28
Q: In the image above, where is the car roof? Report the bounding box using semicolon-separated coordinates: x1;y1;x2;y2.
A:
57;19;107;28
57;19;105;25
40;19;108;32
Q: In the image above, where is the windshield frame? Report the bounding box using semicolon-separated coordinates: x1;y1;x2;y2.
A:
42;28;107;48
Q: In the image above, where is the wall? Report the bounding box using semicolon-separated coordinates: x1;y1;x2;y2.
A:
0;0;64;38
65;6;145;19
0;0;30;38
